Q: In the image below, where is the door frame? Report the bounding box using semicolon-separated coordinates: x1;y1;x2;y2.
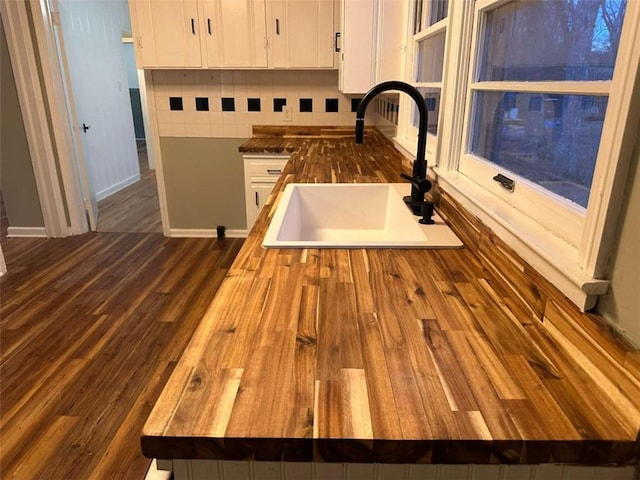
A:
30;0;96;233
0;0;73;237
3;0;170;237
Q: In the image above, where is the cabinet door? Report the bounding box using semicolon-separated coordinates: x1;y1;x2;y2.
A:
201;0;268;67
268;0;335;68
339;0;376;94
130;0;202;68
247;183;276;229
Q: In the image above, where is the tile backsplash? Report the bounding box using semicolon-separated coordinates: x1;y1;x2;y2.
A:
152;70;364;138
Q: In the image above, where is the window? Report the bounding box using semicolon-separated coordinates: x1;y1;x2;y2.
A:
396;0;449;157
400;0;640;309
457;0;627;248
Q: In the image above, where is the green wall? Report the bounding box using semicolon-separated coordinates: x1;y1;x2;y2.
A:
0;17;45;229
160;137;247;230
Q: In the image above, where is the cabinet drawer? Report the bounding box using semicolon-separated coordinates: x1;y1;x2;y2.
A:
244;160;289;178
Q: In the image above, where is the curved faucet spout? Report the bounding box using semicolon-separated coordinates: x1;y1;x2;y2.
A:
355;81;430;213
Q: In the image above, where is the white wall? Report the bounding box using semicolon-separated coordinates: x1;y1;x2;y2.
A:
58;0;139;201
123;42;139;89
597;122;640;346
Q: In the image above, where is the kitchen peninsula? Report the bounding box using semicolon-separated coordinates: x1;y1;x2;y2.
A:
142;128;640;474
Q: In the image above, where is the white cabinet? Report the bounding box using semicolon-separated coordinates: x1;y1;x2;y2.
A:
338;0;406;93
130;0;202;68
201;0;268;68
129;0;268;68
266;0;336;68
243;154;289;230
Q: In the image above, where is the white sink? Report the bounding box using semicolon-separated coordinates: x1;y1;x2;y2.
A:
262;183;463;249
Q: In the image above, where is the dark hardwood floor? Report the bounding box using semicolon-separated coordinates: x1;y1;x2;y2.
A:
0;232;243;479
97;142;162;234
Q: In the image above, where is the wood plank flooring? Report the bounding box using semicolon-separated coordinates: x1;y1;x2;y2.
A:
97;144;162;234
0;232;243;479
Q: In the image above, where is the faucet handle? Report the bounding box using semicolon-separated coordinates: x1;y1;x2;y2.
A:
400;173;432;194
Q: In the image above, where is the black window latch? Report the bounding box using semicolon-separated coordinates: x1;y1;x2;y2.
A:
493;173;515;192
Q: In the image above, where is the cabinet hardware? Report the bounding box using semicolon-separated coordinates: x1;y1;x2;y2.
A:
191;18;195;35
81;123;91;133
334;32;341;52
255;192;259;206
275;18;280;35
207;18;211;35
266;169;281;175
493;173;515;192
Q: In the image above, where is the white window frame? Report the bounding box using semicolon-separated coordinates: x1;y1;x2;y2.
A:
405;0;640;311
395;0;449;168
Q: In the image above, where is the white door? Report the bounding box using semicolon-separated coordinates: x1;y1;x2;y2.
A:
55;0;140;210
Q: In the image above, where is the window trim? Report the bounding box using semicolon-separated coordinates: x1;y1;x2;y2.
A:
395;0;448;166
413;0;640;310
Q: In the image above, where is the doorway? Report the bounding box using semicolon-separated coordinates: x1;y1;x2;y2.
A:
53;0;161;233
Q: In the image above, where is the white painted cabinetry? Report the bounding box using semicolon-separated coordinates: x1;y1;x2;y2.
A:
243;154;289;230
201;0;268;67
130;0;203;68
267;0;336;68
129;0;268;68
339;0;406;94
129;0;336;69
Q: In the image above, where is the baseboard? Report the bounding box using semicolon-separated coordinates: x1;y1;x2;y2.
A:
169;228;248;238
96;173;141;201
7;226;47;237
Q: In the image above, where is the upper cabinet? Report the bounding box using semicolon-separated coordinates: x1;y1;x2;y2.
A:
130;0;203;68
267;0;335;68
339;0;406;94
129;0;336;69
201;0;268;68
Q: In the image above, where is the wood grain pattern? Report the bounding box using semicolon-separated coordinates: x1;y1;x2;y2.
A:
142;129;640;465
97;144;162;233
0;233;243;479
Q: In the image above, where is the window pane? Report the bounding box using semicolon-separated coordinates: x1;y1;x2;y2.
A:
416;32;445;83
412;88;440;135
429;0;448;25
479;0;627;81
471;91;607;207
413;0;423;34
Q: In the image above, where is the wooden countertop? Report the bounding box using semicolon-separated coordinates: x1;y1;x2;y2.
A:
142;128;640;465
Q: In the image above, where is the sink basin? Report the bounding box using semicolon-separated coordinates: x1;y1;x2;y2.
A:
263;183;463;249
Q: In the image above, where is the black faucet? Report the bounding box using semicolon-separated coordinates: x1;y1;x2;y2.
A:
355;81;432;218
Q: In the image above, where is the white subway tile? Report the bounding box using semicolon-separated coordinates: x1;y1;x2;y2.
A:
222;123;238;137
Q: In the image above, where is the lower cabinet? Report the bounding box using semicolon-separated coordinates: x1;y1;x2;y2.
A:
243;154;290;230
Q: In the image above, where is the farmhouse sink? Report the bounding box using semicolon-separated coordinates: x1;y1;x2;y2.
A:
263;183;463;249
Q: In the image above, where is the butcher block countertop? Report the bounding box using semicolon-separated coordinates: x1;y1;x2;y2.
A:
142;127;640;465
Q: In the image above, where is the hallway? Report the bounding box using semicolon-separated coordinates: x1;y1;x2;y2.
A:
96;141;162;234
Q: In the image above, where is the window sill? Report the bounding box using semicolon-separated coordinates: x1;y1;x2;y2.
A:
433;167;610;311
